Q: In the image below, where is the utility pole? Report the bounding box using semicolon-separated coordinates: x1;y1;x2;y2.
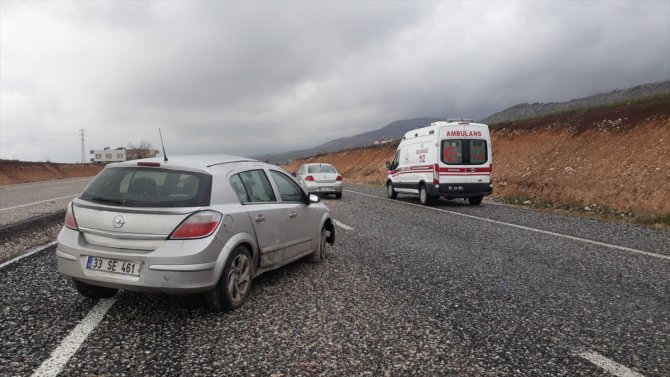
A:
79;129;86;163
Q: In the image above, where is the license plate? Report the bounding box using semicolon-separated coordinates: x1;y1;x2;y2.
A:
86;256;141;276
319;187;335;192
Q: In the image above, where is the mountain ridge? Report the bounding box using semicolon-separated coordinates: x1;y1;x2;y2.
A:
258;80;670;164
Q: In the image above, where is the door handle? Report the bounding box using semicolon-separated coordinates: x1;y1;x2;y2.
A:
255;215;266;223
288;211;298;219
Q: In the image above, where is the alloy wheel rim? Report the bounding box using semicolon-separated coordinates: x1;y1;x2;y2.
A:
227;253;250;303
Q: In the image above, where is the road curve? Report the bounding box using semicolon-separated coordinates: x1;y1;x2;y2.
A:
0;183;668;376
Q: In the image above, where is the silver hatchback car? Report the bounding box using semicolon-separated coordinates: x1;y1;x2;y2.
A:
294;163;343;199
57;155;335;311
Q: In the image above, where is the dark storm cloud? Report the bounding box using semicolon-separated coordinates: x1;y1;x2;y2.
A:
1;1;668;162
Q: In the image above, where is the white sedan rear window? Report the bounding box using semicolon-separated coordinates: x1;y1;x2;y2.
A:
307;165;336;173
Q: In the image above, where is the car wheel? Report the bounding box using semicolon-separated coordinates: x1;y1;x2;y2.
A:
205;245;252;311
335;193;342;199
468;196;484;206
419;184;434;206
72;279;118;299
309;227;328;263
386;182;397;199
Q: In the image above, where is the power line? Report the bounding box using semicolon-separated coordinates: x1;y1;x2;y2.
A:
79;129;86;163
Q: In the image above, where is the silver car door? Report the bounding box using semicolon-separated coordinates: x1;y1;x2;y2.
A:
234;169;288;267
268;170;314;260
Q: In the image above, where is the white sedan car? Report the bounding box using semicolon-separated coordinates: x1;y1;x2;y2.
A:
294;163;343;199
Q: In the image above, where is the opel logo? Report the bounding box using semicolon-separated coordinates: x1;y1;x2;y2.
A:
113;215;125;229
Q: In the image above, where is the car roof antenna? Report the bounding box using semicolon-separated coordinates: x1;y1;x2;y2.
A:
159;128;168;162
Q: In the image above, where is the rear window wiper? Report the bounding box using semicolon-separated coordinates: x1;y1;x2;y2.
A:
88;197;126;206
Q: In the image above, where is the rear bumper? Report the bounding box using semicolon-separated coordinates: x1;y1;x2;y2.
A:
56;227;227;294
303;181;343;194
432;183;493;197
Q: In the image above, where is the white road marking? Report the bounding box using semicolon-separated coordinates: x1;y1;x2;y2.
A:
578;351;646;377
0;194;78;212
0;241;57;269
31;298;117;377
334;219;353;230
345;189;670;261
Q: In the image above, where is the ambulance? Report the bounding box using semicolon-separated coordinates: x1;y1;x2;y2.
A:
385;120;493;206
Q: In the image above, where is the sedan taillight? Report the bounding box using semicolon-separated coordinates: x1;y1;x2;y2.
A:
336;175;343;182
65;202;78;230
304;175;315;182
169;211;222;240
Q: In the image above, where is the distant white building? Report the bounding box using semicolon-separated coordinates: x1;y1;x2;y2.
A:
90;147;159;163
90;147;126;163
373;139;395;145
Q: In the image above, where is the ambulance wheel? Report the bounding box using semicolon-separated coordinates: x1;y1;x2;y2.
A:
386;182;397;199
468;196;483;206
419;184;435;206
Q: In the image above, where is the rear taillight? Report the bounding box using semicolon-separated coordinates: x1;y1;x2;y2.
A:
433;164;439;185
169;210;222;240
65;202;78;230
305;175;315;182
336;175;343;182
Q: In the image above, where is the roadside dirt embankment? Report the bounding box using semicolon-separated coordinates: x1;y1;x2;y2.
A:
285;96;670;220
0;160;103;186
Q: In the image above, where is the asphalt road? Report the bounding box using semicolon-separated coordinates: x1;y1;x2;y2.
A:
0;178;92;226
1;183;668;376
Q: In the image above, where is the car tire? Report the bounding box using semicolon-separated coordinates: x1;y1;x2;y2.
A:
72;279;118;299
205;245;253;311
419;184;435;206
309;227;328;263
468;196;484;206
335;193;342;199
386;182;397;199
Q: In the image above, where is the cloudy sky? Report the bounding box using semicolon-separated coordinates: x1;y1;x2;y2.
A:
1;1;668;163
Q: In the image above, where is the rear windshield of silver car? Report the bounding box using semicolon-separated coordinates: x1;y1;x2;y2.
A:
307;165;336;173
79;167;212;207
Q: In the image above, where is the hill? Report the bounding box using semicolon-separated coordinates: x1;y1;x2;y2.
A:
261;81;670;164
257;118;444;164
0;160;103;185
481;80;670;125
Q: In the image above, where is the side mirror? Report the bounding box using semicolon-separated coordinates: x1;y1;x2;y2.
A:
308;194;320;204
291;172;297;177
385;161;391;170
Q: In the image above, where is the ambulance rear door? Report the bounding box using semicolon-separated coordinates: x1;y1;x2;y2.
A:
438;123;491;194
465;130;491;188
438;124;468;192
